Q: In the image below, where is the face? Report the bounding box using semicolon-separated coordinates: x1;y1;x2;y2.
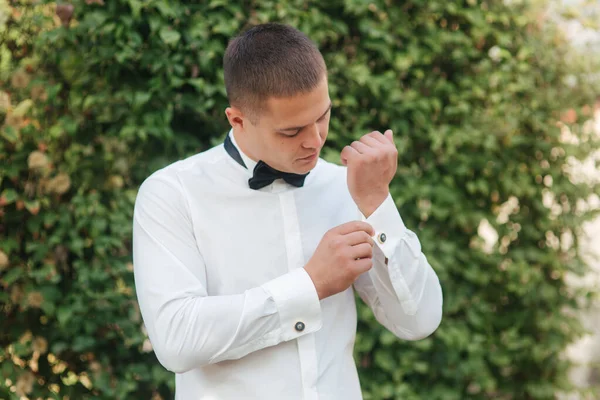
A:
226;76;331;174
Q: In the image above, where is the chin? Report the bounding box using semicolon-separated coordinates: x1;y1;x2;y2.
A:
294;167;312;175
293;159;318;174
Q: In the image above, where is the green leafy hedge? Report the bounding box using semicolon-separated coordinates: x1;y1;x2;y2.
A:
1;0;599;399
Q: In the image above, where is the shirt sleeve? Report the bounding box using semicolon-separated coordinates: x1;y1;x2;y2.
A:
353;194;443;340
132;175;322;374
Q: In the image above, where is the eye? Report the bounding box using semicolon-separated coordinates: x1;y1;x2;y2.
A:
281;129;301;137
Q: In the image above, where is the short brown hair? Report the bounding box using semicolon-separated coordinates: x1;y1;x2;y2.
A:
223;23;327;120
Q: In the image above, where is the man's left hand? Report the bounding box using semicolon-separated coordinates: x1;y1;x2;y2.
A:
341;130;398;218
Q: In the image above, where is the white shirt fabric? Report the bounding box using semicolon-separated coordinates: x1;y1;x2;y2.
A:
132;131;443;400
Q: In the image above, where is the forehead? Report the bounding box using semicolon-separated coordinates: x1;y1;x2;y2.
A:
262;78;330;127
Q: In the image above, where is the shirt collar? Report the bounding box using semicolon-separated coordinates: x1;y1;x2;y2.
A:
228;129;258;173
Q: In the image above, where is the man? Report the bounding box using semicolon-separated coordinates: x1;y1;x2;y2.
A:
133;23;443;400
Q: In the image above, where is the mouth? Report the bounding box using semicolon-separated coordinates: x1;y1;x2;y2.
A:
298;153;318;162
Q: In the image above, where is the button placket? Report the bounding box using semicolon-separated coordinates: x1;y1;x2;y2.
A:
279;191;319;400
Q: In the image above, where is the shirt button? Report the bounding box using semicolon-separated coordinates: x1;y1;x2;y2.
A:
378;233;387;244
295;322;305;332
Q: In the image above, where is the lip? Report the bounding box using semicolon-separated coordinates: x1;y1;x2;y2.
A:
298;153;318;162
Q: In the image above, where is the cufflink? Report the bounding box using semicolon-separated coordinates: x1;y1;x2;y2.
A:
295;322;305;332
378;233;387;244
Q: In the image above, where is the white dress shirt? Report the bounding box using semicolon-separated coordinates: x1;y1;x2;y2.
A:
132;131;443;400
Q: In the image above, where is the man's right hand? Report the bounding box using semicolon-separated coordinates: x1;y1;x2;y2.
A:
304;221;375;300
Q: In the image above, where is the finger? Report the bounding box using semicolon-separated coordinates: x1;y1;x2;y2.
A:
335;221;375;236
341;145;359;166
360;134;386;149
344;231;374;246
350;243;373;260
353;257;373;274
350;140;374;155
365;131;389;145
383;129;394;144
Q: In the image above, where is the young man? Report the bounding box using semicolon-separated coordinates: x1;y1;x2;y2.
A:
133;23;442;400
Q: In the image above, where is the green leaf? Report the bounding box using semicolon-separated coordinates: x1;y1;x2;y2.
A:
12;99;33;117
24;199;40;214
1;125;19;143
159;28;181;46
2;267;22;286
126;0;143;18
1;188;18;204
57;307;73;326
72;336;96;352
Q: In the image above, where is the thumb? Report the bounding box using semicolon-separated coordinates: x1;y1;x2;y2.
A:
384;129;393;143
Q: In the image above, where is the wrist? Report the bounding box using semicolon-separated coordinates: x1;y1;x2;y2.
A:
304;264;327;300
356;189;389;218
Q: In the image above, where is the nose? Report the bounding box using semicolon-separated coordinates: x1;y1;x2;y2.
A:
302;123;323;150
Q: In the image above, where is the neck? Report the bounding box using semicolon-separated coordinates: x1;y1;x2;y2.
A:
232;128;259;163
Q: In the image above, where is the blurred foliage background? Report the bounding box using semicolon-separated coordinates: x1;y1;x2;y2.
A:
1;0;600;399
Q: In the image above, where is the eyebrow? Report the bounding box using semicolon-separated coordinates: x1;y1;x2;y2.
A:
278;102;332;132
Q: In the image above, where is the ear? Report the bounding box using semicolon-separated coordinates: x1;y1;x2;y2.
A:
225;106;245;130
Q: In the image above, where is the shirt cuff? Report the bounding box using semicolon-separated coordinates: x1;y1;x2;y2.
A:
261;268;323;341
361;194;407;258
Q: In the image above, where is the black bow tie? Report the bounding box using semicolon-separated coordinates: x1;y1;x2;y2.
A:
224;134;308;190
248;161;308;190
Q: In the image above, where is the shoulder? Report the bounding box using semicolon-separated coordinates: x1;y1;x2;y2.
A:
136;144;227;204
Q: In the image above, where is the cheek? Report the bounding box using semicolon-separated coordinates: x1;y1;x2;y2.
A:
283;139;303;159
275;138;294;158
